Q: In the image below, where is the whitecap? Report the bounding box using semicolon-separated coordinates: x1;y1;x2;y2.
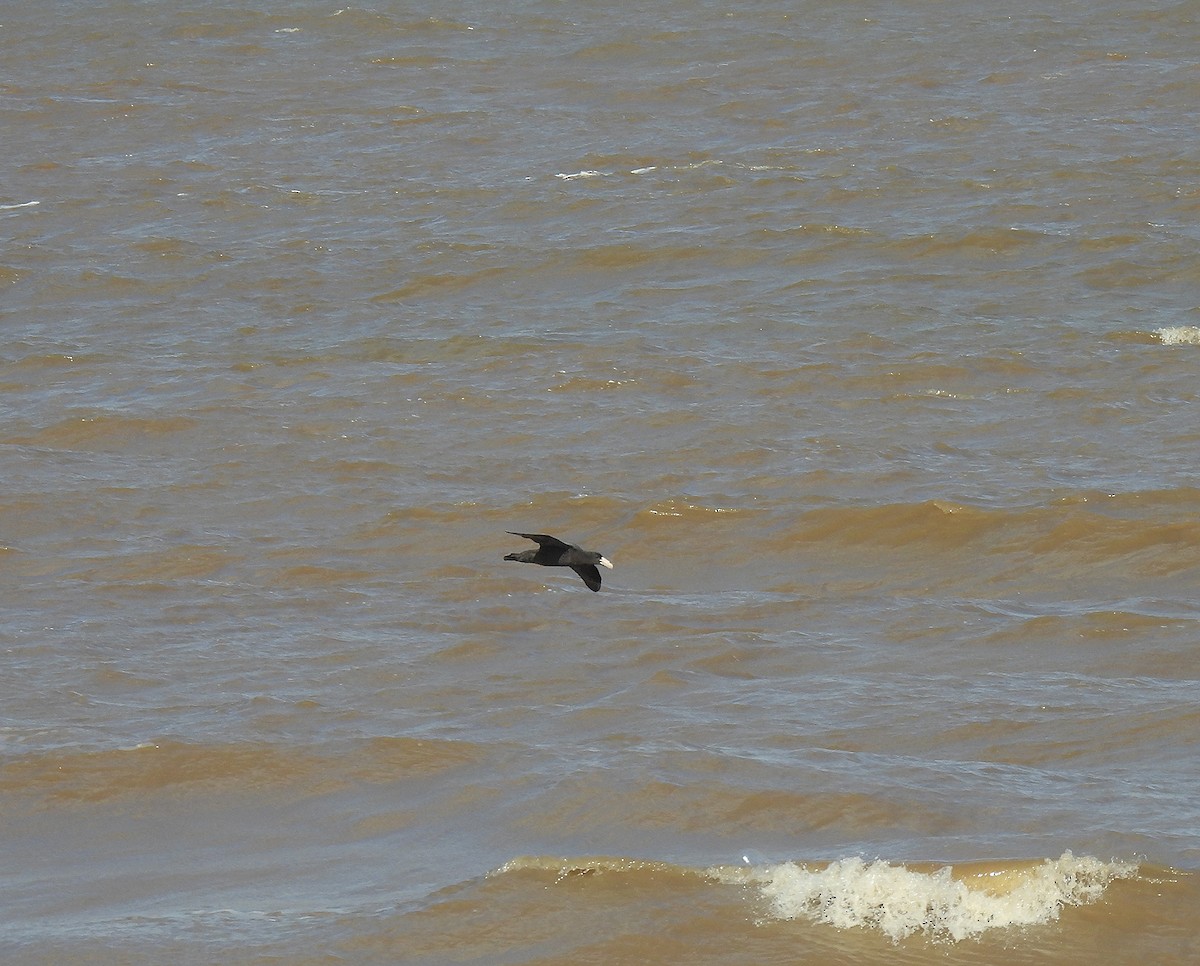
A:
728;851;1138;943
1154;326;1200;346
556;170;605;181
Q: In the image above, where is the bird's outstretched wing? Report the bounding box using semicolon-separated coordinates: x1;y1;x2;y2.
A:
571;564;602;592
508;531;571;552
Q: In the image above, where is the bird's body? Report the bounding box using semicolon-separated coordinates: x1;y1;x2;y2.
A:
503;531;613;592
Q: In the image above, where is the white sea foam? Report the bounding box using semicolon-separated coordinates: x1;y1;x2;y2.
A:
556;159;727;181
734;852;1137;942
1154;326;1200;346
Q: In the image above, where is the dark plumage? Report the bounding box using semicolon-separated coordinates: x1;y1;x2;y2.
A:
503;531;613;592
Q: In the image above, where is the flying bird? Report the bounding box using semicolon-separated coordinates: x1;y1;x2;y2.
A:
503;531;613;592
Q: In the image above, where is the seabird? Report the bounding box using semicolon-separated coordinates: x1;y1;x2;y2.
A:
503;531;613;592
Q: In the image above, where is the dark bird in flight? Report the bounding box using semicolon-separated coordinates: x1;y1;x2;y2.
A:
503;531;613;592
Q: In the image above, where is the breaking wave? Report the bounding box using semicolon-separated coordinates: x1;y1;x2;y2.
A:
496;851;1139;944
732;851;1138;942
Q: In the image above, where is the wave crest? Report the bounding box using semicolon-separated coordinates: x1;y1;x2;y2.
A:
1155;326;1200;346
738;851;1138;942
494;851;1139;944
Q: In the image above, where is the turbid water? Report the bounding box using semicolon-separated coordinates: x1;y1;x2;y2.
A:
2;1;1198;962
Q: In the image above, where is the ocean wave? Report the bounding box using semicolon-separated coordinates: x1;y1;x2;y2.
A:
557;159;726;181
0;737;487;806
640;499;748;520
735;851;1138;942
787;499;1008;550
1154;326;1200;346
497;851;1139;943
16;412;200;451
369;265;508;302
496;854;701;879
1106;325;1200;346
778;495;1200;568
